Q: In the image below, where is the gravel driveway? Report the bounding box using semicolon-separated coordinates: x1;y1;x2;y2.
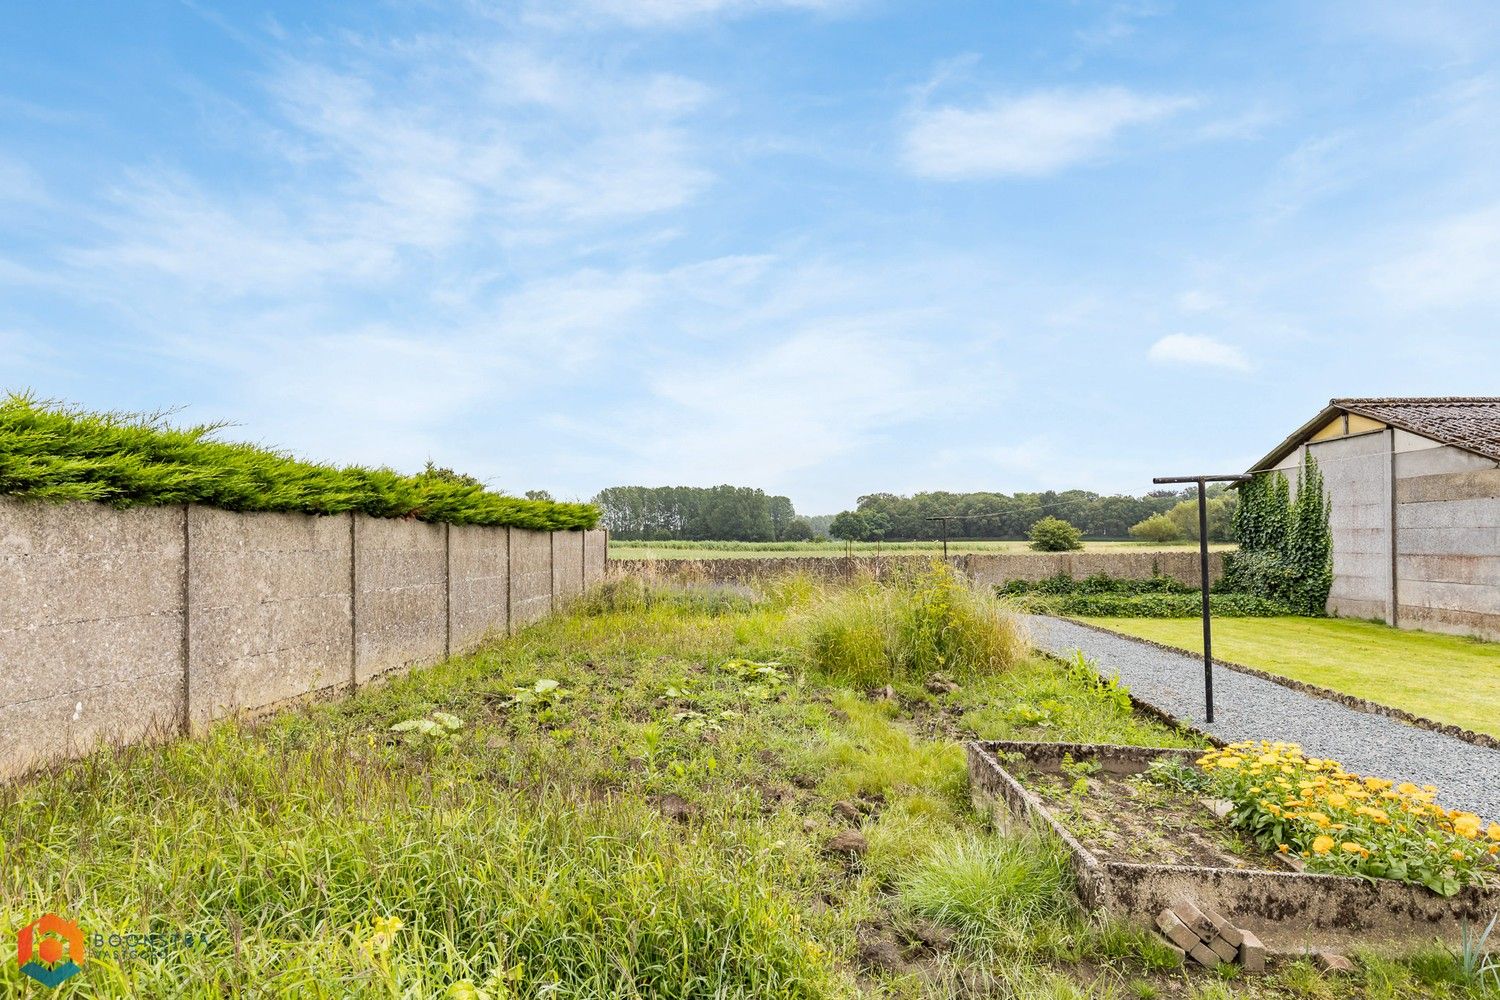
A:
1028;615;1500;822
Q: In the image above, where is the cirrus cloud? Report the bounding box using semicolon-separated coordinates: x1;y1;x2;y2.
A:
1147;333;1251;372
903;86;1195;180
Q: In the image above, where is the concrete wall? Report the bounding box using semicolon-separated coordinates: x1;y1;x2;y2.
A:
0;498;600;777
354;517;448;684
553;529;585;603
1306;431;1394;623
1393;441;1500;640
509;528;553;628
0;499;186;779
448;523;510;654
186;507;353;729
1282;427;1500;640
611;550;1224;588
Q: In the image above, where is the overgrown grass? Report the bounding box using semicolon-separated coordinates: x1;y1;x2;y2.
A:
797;564;1030;687
0;394;597;530
0;577;1488;999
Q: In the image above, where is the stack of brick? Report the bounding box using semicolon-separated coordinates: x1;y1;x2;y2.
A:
1154;899;1264;972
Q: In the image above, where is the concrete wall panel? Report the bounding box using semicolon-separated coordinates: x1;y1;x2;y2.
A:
509;528;553;627
552;531;585;603
448;523;509;653
1307;433;1393;622
0;498;185;777
583;529;607;586
1397;469;1500;504
186;507;352;726
353;517;448;683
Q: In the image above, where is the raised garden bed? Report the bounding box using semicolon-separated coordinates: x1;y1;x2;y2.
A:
967;739;1500;954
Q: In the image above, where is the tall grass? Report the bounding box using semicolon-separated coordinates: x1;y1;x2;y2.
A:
796;563;1029;686
897;831;1074;953
0;394;597;530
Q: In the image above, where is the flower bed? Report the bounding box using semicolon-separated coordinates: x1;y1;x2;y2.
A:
1164;741;1499;896
967;740;1500;953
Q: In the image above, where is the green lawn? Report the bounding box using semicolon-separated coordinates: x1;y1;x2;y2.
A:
1089;615;1500;737
610;539;1236;560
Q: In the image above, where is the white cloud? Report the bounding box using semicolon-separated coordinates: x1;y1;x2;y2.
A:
526;0;847;29
1147;333;1251;372
903;87;1194;179
1371;201;1500;308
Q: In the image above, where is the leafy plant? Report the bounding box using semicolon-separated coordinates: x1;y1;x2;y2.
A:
1028;516;1084;552
1192;741;1500;895
0;393;598;530
389;711;465;743
505;678;569;709
1455;913;1499;989
1128;512;1181;543
1224;455;1332;616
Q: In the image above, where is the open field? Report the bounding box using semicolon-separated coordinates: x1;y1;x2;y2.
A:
1088;616;1500;738
1;577;1491;998
609;539;1236;560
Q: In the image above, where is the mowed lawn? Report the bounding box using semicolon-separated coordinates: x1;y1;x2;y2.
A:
1090;616;1500;737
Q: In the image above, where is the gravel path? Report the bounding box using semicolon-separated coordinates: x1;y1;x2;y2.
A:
1028;615;1500;822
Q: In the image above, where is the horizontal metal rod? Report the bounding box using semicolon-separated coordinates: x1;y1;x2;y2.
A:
1152;475;1252;484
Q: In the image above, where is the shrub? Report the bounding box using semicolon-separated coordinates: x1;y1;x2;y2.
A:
1128;513;1181;543
1002;573;1193;598
1034;592;1292;618
782;518;815;541
798;563;1028;687
0;394;598;531
1028;516;1083;552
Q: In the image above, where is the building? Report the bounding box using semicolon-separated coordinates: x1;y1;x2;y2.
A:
1248;397;1500;640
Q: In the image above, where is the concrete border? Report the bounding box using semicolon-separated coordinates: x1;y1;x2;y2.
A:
968;740;1500;953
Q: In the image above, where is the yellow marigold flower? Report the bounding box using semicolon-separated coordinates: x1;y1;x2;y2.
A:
1326;792;1348;808
1451;849;1466;861
1341;842;1366;855
1487;823;1500;842
1277;844;1290;853
1454;814;1482;839
1312;835;1335;854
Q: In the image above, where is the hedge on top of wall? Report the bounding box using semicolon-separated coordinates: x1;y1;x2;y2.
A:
0;394;599;531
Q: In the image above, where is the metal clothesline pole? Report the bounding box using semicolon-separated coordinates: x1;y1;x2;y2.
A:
1151;474;1250;724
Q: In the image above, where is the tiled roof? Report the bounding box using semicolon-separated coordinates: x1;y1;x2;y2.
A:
1335;397;1500;463
1248;397;1500;472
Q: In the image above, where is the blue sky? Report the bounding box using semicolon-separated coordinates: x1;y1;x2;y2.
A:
4;1;1500;513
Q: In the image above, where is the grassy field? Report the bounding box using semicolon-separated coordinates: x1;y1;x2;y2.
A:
610;539;1236;560
0;576;1487;999
1089;616;1500;738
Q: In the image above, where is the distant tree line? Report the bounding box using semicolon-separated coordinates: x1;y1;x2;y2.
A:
827;487;1238;542
591;485;813;541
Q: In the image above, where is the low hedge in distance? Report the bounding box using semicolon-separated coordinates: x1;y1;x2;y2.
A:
1038;592;1294;618
0;394;598;531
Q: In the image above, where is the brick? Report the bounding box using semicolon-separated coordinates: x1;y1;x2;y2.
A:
1187;942;1219;968
1170;899;1216;941
1208;935;1239;963
1203;906;1245;948
1238;931;1265;974
1155;910;1200;952
1315;951;1354;975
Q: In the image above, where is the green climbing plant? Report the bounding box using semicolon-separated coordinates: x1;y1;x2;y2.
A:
1224;452;1332;616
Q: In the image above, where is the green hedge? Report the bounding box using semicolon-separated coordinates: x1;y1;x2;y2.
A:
1024;592;1293;618
0;395;599;531
1000;572;1195;597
